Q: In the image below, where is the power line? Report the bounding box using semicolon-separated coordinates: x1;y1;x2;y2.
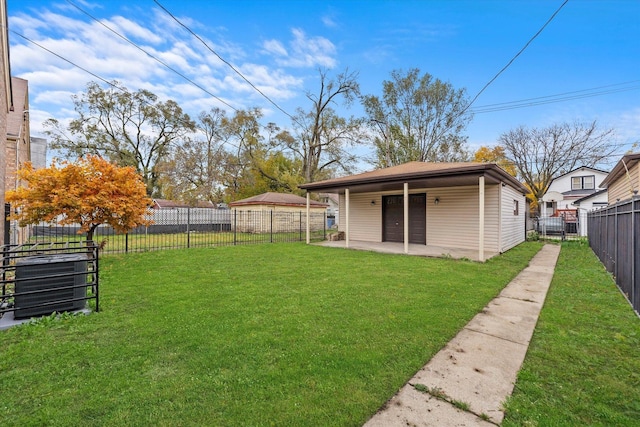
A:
11;30;125;94
64;0;238;112
471;81;640;113
463;0;570;114
10;30;203;136
153;0;297;122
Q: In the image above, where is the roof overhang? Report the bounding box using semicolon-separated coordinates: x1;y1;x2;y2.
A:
600;153;640;188
299;163;527;194
229;201;328;208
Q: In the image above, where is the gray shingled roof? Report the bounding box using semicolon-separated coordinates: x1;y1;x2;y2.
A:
299;161;527;193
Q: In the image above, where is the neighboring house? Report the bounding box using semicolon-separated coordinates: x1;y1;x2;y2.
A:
572;189;608;211
319;192;339;227
1;0;11;245
299;161;528;262
540;166;609;236
600;153;640;204
541;166;608;215
229;192;328;233
5;77;31;245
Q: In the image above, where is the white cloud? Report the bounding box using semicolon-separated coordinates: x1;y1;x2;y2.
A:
109;16;163;44
10;3;314;137
32;89;77;106
262;39;287;57
239;64;302;100
264;28;336;68
610;107;640;146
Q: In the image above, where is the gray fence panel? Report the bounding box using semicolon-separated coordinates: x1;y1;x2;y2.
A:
588;199;639;314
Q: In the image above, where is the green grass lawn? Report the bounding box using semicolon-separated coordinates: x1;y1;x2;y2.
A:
0;242;541;426
503;241;640;426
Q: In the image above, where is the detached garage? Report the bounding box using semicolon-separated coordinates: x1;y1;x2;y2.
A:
299;162;528;261
229;192;328;233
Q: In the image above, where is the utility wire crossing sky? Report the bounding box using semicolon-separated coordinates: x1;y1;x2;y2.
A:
8;0;640;169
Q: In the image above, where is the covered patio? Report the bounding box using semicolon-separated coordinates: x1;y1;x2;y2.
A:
299;162;527;262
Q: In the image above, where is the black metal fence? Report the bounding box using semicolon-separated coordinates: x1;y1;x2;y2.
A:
1;241;99;322
532;214;583;240
588;199;640;314
25;209;328;254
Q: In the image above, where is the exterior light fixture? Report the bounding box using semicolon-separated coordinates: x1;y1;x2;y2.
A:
371;200;376;205
434;198;439;205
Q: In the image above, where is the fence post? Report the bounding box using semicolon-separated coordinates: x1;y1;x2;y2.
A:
615;204;618;281
187;207;191;249
270;210;273;243
632;199;636;313
94;243;100;312
125;232;129;253
233;210;237;245
299;211;302;241
324;211;326;240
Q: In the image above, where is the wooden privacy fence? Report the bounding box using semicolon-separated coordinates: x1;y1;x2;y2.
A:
588;199;640;315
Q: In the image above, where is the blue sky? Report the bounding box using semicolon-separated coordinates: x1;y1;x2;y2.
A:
8;0;640;171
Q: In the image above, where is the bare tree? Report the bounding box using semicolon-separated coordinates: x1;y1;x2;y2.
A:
500;120;617;208
158;108;230;204
362;68;472;167
288;69;364;183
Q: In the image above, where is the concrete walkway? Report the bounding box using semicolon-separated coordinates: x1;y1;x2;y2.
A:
364;244;561;426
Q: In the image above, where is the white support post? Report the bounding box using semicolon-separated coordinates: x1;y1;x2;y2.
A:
404;182;409;254
345;188;350;248
479;176;485;262
306;192;310;244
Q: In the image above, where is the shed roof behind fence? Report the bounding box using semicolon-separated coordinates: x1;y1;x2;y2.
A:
229;192;328;208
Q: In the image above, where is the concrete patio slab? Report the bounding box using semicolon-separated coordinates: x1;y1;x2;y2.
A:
317;240;498;262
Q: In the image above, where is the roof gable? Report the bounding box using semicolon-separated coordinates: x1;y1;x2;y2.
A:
548;165;609;185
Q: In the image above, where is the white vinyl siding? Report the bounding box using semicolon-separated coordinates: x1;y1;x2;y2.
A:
500;184;526;252
337;183;517;253
338;193;381;241
426;185;499;252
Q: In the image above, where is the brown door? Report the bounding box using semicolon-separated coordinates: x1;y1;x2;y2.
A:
382;193;426;244
409;193;426;244
383;195;404;242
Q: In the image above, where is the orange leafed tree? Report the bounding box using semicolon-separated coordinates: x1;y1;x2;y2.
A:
473;145;517;177
6;155;153;242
